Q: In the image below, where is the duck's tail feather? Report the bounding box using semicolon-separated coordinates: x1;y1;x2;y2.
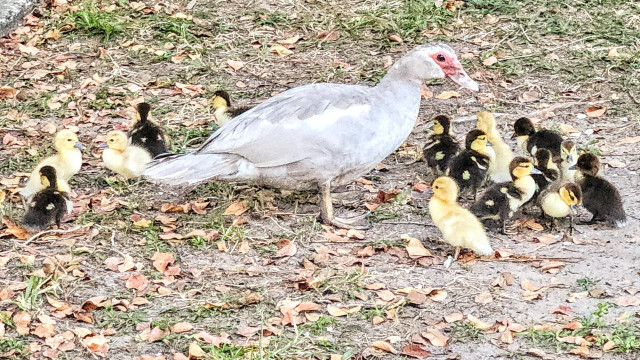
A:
142;153;240;186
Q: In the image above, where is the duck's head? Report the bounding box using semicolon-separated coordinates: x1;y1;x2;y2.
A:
561;140;578;165
392;44;479;91
100;131;129;152
432;115;452;135
534;149;557;171
509;157;536;179
476;111;496;134
432;176;458;203
559;183;582;209
212;90;231;110
571;152;600;177
136;102;151;124
513;117;536;138
466;129;489;151
54;129;85;152
39;165;57;189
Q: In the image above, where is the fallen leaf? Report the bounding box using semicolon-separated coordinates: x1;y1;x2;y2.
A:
483;56;497;66
126;275;148;291
270;45;293;56
223;200;248;216
152;252;175;272
327;305;361;317
14;312;32;335
188;342;205;358
615;297;640;307
226;60;244;71
171;322;193;334
569;345;589;356
618;136;640;145
445;313;463;323
389;34;403;43
275;239;297;257
403;235;432;258
422;328;448;347
606;160;626;168
435;91;460;100
0;86;16;99
603;340;616;352
474;291;493;305
467;314;491;330
401;344;432;359
586;105;606;117
371;341;398;354
83;335;109;357
317;30;339;41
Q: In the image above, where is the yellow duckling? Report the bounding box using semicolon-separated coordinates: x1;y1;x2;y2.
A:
429;176;493;258
539;182;582;235
559;140;578;181
476;111;513;182
211;90;251;126
20;129;84;200
99;131;152;179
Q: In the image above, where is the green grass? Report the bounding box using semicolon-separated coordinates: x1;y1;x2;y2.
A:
300;315;337;336
577;277;601;292
73;5;124;41
95;306;148;334
11;276;50;312
0;339;29;360
449;321;482;343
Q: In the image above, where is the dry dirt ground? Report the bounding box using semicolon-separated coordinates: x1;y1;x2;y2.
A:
1;0;639;359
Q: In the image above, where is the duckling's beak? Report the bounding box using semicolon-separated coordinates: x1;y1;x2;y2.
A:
97;142;108;149
486;141;494;147
74;142;86;150
566;155;574;164
571;205;577;214
530;167;542;175
568;165;577;170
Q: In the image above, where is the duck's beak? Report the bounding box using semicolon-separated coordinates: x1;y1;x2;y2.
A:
530;167;542;175
449;68;479;91
568;165;578;170
486;141;494;147
571;205;577;214
97;142;108;149
566;155;574;164
74;142;86;150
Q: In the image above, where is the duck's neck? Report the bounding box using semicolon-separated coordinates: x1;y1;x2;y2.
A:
377;53;442;90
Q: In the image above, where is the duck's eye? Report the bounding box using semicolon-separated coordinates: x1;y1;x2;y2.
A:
436;54;446;62
67;139;73;142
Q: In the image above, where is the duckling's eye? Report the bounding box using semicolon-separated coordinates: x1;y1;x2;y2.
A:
67;139;73;142
436;54;445;62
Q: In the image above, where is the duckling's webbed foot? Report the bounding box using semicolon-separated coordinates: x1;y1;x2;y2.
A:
318;183;371;230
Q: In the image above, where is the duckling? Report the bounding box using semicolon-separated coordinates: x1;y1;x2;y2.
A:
20;129;84;200
422;115;460;176
446;129;492;199
476;111;513;182
513;117;563;159
559;140;578;181
571;152;626;227
129;102;169;158
532;149;560;192
539;182;582;235
471;157;540;234
22;166;71;231
211;90;251;126
99;131;152;179
429;176;493;258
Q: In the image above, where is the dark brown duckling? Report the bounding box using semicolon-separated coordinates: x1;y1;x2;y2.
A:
423;115;460;177
22;166;71;231
129;102;169;158
513;117;563;159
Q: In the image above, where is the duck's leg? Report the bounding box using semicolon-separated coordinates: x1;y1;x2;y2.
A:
453;246;461;260
318;182;370;230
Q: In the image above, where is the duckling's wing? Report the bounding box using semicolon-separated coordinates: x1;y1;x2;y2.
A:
197;83;372;166
22;191;66;230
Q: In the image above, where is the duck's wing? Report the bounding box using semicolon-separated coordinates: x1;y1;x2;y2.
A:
196;83;372;167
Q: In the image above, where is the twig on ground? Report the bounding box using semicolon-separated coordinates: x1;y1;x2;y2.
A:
23;226;83;246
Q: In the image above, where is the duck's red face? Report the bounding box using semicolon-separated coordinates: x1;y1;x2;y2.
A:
430;51;479;91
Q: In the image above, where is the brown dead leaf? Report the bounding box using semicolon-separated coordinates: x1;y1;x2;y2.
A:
615;296;640;307
483;56;497;66
83;335;109;357
223;200;248;216
238;240;251;254
422;328;448;347
371;341;398;354
401;344;432;359
474;291;493;305
171;322;193;334
389;34;403;43
0;86;16;100
586;105;606;117
403;235;432;258
569;345;590;356
603;340;616;352
618;136;640;145
445;313;464;323
317;30;339;41
126;275;148;291
435;91;460;100
551;305;572;316
467;314;491;330
275;239;297;257
226;59;244;71
270;45;293;56
14;311;31;335
406;290;428;305
152;252;175;272
327;305;361;317
188;342;205;358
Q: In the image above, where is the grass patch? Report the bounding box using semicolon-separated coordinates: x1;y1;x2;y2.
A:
577;277;600;291
300;315;337;336
95;306;148;333
73;4;124;41
0;338;29;360
449;321;482;343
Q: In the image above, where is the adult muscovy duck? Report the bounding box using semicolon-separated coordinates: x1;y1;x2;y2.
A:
144;43;479;228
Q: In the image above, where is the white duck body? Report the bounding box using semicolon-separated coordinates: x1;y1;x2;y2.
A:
145;44;476;190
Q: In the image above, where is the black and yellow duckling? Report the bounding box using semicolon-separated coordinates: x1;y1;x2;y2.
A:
211;90;251;126
471;157;540;234
423;115;460;176
100;131;153;179
559;140;578;181
532;149;560;192
513;117;563;158
22;166;71;231
539;182;582;235
570;152;626;227
476;111;513;182
429;176;493;259
129;102;169;158
446;129;492;200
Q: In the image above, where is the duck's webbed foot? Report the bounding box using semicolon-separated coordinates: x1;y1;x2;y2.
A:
318;182;371;230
